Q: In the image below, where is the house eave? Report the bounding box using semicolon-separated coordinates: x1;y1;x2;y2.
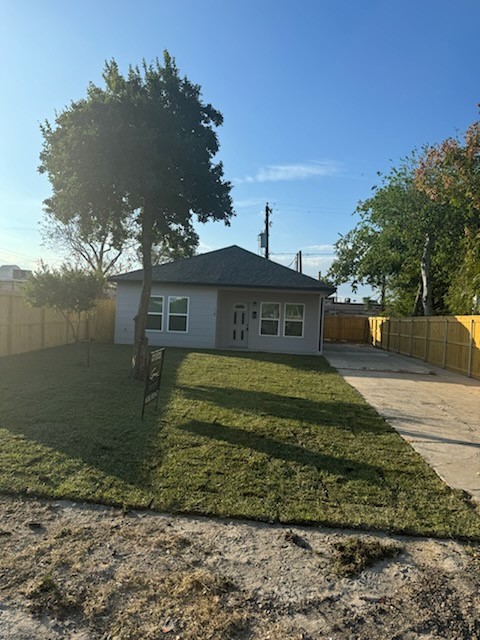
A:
113;278;335;295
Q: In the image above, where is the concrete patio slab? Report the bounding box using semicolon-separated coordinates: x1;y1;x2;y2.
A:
324;344;480;502
324;343;436;375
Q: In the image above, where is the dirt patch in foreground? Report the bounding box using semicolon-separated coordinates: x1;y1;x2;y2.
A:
0;495;479;639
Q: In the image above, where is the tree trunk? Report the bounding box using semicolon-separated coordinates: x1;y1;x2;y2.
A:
420;233;434;316
132;203;154;380
61;311;77;342
412;277;422;316
380;276;387;312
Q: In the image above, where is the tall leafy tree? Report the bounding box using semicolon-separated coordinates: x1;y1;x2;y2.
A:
329;157;462;315
39;53;234;377
416;122;480;312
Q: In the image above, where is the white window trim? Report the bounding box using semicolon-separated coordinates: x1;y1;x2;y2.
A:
259;301;281;337
146;295;164;332
283;303;305;338
167;296;189;333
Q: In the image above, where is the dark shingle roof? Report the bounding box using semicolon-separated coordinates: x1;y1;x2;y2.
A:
111;245;335;293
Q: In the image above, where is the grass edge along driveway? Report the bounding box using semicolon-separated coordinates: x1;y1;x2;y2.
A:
0;344;479;539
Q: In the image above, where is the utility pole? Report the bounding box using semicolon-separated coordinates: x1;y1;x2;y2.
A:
264;202;272;260
295;250;303;273
295;251;302;272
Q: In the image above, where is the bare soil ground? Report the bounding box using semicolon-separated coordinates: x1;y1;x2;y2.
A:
1;494;480;640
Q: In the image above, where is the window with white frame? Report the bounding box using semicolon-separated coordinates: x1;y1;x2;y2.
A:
284;303;304;337
146;296;164;331
260;302;280;336
168;296;189;332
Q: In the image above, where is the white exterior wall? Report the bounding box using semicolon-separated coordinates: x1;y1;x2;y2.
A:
115;282;218;348
115;282;327;354
216;289;323;355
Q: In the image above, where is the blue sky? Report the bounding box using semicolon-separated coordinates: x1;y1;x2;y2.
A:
1;0;479;300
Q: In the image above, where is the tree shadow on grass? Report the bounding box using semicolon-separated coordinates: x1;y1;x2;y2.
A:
209;349;333;373
178;420;384;483
0;344;186;489
178;384;388;434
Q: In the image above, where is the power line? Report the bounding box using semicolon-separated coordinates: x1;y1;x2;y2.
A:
276;202;349;212
0;246;40;262
270;252;334;257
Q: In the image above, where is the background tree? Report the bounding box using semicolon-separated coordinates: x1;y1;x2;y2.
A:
40;214;136;277
327;224;391;310
416;121;480;312
328;157;463;315
39;53;234;378
23;264;104;341
40;204;200;276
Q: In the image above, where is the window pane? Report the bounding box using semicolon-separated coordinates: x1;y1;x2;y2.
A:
169;297;188;314
148;297;163;313
285;320;302;337
285;304;303;320
261;303;279;319
261;319;279;335
169;315;187;332
146;314;162;331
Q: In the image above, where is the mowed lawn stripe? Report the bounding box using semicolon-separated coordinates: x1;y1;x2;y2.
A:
0;344;479;538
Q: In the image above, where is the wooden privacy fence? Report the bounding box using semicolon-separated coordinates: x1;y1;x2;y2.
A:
324;315;370;343
369;315;480;380
0;293;116;358
325;314;480;380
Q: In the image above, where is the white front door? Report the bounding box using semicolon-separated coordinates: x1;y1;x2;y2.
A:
232;303;248;347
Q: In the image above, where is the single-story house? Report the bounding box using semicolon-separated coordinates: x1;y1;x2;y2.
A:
111;245;335;355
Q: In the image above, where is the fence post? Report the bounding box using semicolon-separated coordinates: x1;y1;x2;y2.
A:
41;308;46;349
424;318;429;362
467;318;474;377
409;318;413;356
443;317;448;369
386;319;391;352
7;294;13;355
86;316;91;368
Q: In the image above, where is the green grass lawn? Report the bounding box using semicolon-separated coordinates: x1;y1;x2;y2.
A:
0;343;479;538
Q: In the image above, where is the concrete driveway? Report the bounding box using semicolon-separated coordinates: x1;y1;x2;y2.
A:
324;343;480;502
